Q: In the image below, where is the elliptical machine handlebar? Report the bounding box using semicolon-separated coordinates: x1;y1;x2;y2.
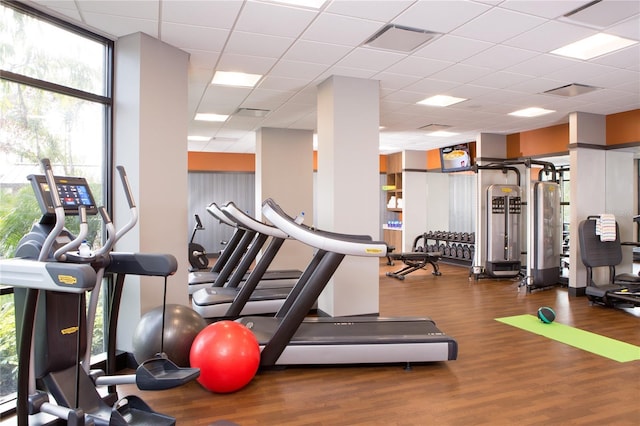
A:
38;158;66;262
53;205;89;261
114;165;138;245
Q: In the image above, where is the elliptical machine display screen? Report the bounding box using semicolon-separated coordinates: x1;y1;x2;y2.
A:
28;174;98;216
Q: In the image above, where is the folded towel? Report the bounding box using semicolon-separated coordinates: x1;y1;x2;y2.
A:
596;214;616;242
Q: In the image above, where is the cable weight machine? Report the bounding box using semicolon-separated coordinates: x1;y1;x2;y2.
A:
472;159;563;292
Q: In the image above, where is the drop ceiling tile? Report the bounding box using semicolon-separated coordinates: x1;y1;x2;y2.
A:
503;20;596;53
216;53;277;75
507;77;567;94
593;44;640;69
412;35;492;63
186;49;222;68
400;78;458;95
471;71;531;89
560;0;640;29
235;1;318;37
336;47;405;72
547;62;617;85
498;0;589;19
374;72;423;91
224;31;294;58
284;40;352;65
428;63;493;84
162;1;243;29
315;65;377;82
269;59;327;80
258;75;311;92
301;12;383;47
242;88;294;109
32;1;82;22
198;86;252;113
452;7;546;43
78;0;159;19
606;14;640;39
505;53;579;77
393;0;491;34
383;56;453;77
464;44;538;69
161;23;229;52
586;67;638;89
83;12;158;38
325;0;414;22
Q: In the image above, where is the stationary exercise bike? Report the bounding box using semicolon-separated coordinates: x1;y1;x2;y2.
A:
188;214;209;271
1;159;199;425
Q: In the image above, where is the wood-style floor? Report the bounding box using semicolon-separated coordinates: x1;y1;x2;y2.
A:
114;261;640;425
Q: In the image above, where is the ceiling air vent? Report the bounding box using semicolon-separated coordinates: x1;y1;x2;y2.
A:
365;24;439;53
544;83;600;97
235;108;270;118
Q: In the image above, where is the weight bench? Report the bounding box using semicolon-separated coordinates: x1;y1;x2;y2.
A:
386;250;442;280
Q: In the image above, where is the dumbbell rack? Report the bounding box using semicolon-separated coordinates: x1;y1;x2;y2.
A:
423;231;475;267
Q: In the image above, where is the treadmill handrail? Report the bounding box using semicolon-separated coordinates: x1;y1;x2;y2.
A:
262;198;388;257
207;202;236;227
222;201;291;239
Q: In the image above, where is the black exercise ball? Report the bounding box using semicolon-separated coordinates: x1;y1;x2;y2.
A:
537;306;556;324
132;304;207;367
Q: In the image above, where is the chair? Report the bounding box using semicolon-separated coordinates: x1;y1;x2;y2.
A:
577;217;640;307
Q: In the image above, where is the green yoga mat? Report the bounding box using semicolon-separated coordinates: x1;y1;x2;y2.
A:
495;314;640;363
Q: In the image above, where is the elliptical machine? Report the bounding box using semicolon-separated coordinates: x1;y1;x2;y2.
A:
1;159;199;425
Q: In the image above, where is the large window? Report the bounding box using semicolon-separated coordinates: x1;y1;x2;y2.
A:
0;1;113;409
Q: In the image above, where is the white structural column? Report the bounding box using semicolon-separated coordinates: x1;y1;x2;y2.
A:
568;112;635;295
255;127;314;271
316;76;380;317
113;33;189;352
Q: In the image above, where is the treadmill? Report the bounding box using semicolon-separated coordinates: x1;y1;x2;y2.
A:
236;199;458;367
191;202;304;319
188;203;301;294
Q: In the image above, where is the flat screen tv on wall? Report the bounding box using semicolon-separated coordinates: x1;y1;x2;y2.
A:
440;143;473;173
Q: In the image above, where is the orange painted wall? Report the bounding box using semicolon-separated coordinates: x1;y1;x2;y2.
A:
507;124;569;158
607;109;640;145
426;149;441;169
188;152;255;172
189;150;377;172
188;110;639;171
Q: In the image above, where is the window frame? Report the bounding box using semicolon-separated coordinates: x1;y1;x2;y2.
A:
0;0;114;415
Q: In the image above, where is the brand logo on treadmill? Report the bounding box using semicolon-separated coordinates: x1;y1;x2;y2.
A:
57;275;77;285
61;326;79;335
334;322;354;326
365;248;383;254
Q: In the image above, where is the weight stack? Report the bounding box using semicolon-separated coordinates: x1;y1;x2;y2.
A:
486;184;521;278
530;181;562;288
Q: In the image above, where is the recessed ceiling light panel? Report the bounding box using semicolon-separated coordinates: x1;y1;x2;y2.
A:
195;113;229;122
211;71;262;87
188;135;211;141
417;95;467;107
430;131;459;137
365;24;440;53
509;107;555;118
551;33;637;60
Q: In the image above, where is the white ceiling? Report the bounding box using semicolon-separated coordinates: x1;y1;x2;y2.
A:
27;0;640;154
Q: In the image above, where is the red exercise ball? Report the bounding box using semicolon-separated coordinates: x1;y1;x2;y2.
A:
189;320;261;393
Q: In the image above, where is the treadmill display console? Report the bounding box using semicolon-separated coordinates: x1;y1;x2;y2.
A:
28;174;98;216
